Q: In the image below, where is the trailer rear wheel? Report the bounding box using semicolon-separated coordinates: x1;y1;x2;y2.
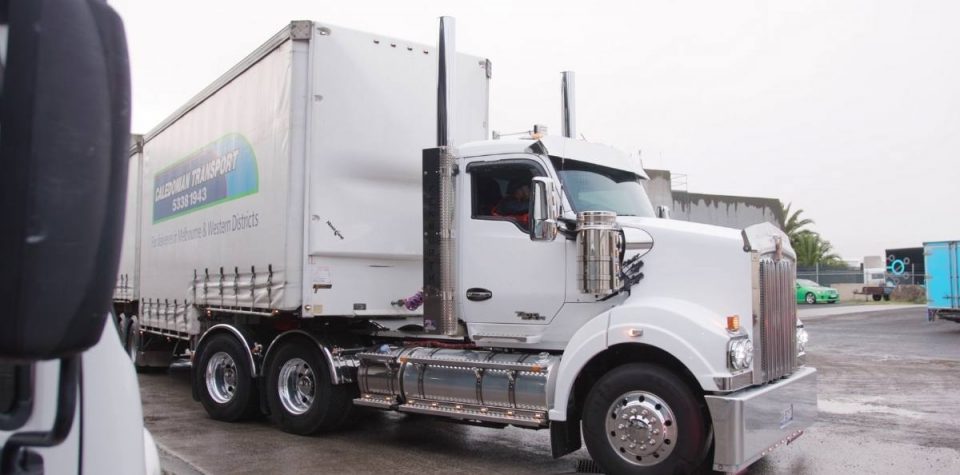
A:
193;333;259;421
126;317;142;367
872;294;882;302
582;363;707;474
265;339;354;435
117;313;130;347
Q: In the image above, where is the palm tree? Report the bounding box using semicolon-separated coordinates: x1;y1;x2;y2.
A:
778;202;814;238
793;231;843;267
777;202;815;250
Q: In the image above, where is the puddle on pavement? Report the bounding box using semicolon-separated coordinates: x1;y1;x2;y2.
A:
819;399;925;419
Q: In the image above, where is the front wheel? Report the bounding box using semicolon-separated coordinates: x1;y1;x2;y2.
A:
582;363;708;474
265;339;355;435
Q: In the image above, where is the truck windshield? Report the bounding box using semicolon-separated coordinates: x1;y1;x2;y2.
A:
551;157;655;217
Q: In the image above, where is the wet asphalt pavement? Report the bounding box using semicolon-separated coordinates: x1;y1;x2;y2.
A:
139;306;960;474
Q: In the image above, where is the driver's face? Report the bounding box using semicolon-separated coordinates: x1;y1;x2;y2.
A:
514;185;530;200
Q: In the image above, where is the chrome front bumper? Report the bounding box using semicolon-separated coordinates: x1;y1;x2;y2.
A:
704;366;818;472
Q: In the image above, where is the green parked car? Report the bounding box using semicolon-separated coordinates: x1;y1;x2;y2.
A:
796;279;839;304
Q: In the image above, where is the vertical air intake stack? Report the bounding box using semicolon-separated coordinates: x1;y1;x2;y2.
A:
422;16;459;336
561;71;576;139
577;211;622;295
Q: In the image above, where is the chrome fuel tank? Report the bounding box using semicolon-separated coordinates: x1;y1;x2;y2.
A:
356;347;560;427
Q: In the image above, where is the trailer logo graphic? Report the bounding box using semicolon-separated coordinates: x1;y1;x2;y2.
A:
153;134;259;223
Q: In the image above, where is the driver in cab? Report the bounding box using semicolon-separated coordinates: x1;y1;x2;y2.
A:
492;179;531;228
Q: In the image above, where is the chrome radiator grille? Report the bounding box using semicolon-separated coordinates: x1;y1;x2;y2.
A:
755;258;798;383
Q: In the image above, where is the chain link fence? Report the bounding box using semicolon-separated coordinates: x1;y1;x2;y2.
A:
797;266;862;286
797;264;925;286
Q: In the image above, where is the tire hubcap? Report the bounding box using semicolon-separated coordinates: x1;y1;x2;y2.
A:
278;358;316;415
205;352;238;404
605;391;678;466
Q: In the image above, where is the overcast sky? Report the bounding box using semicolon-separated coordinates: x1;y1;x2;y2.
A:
111;0;960;260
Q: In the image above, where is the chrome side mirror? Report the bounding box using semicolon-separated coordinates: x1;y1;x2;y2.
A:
530;177;560;241
656;205;671;219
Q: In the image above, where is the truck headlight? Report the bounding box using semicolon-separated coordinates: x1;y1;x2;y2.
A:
796;325;809;357
727;337;753;371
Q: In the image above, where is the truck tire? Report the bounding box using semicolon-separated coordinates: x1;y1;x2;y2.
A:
872;294;882;302
126;316;143;368
882;294;890;301
126;317;172;373
193;333;260;421
804;293;816;305
265;339;355;435
117;313;130;345
582;363;707;475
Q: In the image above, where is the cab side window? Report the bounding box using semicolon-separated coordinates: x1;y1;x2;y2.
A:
470;162;543;232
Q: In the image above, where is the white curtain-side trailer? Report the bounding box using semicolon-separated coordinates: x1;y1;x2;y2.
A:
115;20;490;344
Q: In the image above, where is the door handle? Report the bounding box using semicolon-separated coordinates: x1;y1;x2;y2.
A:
466;288;492;302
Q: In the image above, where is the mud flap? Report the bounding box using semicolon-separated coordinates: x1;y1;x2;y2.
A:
550;420;583;458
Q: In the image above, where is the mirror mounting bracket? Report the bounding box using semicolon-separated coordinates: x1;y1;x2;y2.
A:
0;356;80;475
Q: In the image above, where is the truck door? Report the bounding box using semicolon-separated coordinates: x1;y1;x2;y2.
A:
925;242;957;309
458;158;566;327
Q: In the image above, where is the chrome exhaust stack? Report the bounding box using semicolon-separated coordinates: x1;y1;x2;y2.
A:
437;16;456;147
423;16;459;336
561;71;576;139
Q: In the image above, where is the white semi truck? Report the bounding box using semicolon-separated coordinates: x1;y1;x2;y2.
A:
114;18;817;474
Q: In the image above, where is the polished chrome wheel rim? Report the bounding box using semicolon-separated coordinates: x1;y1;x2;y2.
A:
806;294;816;304
278;358;315;415
205;352;238;404
605;391;678;466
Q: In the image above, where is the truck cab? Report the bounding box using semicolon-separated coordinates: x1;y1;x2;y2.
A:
453;135;749;359
354;133;819;473
456;136;650;346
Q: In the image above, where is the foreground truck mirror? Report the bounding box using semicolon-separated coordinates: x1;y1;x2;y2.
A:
0;0;131;360
656;205;671;219
530;177;560;241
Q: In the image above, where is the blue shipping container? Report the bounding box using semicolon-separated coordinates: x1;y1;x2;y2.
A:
924;241;960;321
